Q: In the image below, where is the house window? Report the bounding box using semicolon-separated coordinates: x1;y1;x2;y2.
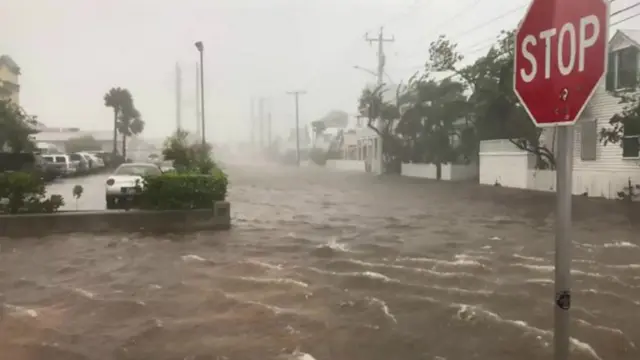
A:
606;47;639;91
622;120;640;158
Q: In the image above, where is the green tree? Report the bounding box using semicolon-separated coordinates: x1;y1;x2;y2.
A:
162;129;214;173
599;90;640;152
395;74;470;179
427;31;555;168
357;84;408;173
64;135;102;153
117;103;144;159
0;100;37;153
103;87;133;156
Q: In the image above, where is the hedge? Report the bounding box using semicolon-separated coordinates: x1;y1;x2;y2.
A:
0;171;64;214
138;169;228;210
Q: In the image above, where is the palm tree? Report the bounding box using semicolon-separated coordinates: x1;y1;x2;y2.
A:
116;104;144;159
103;88;132;155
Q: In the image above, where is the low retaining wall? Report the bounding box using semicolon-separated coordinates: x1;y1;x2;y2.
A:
0;201;231;238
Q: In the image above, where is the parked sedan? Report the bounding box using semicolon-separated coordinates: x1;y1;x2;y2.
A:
105;162;162;209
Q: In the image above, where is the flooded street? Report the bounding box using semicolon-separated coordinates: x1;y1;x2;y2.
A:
1;164;639;360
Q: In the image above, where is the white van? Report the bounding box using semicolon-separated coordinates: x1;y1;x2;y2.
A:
42;154;78;176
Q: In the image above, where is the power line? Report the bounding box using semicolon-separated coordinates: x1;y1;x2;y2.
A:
611;12;640;26
404;1;640;71
450;5;525;38
401;1;528;64
301;0;433;90
612;2;640;17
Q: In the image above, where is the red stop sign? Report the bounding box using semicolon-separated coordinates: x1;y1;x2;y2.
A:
514;0;609;127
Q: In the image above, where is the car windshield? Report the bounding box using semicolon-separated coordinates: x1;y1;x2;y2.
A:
114;164;161;176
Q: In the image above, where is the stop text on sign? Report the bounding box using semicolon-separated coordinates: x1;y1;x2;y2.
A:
519;15;601;82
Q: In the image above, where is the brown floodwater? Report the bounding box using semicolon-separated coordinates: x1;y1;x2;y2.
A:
1;165;638;360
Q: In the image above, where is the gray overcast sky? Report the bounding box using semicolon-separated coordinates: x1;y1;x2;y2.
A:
2;0;639;142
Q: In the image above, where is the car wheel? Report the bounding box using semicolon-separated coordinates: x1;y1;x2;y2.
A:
106;196;117;210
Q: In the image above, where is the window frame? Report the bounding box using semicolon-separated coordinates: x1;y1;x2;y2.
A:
606;46;639;91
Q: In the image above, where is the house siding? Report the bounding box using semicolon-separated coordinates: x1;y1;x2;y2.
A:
540;33;640;173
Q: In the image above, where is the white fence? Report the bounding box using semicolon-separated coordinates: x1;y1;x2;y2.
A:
326;159;366;172
527;169;640;199
479;139;640;199
401;162;478;181
479;139;536;187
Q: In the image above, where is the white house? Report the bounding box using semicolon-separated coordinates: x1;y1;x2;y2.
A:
479;29;640;199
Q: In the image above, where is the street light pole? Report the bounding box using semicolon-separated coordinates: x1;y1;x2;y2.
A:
286;90;306;166
195;41;206;145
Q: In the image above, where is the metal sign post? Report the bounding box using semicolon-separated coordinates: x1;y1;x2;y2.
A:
554;126;574;360
513;1;608;359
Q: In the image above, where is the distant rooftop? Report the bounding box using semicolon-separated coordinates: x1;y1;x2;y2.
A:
617;29;640;47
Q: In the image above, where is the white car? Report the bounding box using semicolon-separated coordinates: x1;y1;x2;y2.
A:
105;162;162;209
78;152;104;169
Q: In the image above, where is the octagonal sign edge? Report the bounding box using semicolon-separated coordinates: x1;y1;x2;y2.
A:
513;0;609;128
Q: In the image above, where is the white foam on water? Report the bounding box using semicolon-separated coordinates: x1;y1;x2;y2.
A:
578;289;640;306
334;259;476;279
454;304;602;360
395;256;484;269
4;304;38;318
512;264;621;281
575;319;636;348
244;259;284;271
605;263;640;270
604;241;638;249
324;237;349;252
236;276;309;289
182;254;206;262
306;267;396;282
366;296;397;323
513;254;546;262
72;287;96;299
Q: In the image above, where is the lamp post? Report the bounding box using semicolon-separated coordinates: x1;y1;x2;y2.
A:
195;41;205;145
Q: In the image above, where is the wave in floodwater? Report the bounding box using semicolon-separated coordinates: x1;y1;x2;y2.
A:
1;167;639;360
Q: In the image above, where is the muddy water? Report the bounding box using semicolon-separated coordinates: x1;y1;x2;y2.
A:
1;165;639;360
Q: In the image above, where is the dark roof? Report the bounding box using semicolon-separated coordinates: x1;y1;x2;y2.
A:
0;55;20;75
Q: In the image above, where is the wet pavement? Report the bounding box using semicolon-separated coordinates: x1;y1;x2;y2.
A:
46;173;110;211
2;164;640;360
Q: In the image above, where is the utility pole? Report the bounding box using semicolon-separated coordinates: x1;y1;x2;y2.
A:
286;90;306;166
365;27;394;86
195;62;201;139
259;98;265;151
365;27;394;173
267;111;272;150
194;41;206;145
250;97;255;151
175;63;182;131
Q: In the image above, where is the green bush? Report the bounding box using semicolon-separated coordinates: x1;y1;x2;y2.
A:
161;130;217;174
0;171;64;214
138;170;228;210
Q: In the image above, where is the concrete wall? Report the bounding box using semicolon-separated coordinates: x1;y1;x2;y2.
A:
401;163;479;181
0;201;231;238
